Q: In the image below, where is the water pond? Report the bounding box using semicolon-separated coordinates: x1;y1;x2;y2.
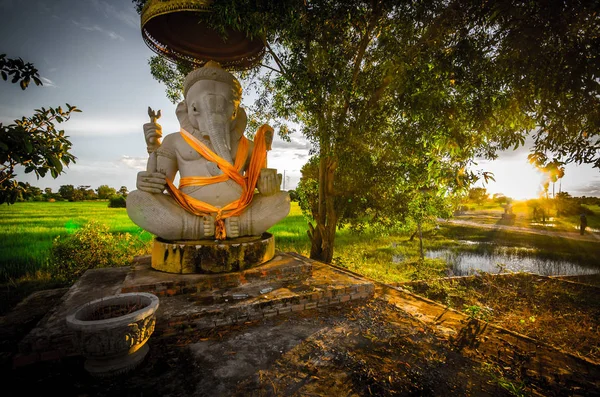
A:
422;243;599;277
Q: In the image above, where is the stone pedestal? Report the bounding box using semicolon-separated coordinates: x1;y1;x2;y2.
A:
152;233;275;274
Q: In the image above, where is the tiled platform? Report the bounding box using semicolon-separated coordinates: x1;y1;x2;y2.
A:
14;252;374;367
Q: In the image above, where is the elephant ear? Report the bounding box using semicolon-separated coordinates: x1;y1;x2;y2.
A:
176;100;194;132
230;107;247;141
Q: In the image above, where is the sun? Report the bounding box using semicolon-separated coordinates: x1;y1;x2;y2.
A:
479;160;547;201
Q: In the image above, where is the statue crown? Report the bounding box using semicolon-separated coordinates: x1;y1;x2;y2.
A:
183;61;242;104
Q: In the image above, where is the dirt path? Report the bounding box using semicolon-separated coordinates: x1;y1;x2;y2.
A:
445;218;600;242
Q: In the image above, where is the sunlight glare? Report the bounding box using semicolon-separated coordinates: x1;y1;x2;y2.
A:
477;160;547;200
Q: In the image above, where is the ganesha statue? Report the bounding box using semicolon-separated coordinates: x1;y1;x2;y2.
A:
127;61;290;242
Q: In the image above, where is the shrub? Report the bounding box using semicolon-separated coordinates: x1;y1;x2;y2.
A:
287;189;299;202
108;195;126;208
48;220;148;283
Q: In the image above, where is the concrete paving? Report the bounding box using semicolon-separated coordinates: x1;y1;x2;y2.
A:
2;253;599;396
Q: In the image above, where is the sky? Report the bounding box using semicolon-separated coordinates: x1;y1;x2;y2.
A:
1;0;598;199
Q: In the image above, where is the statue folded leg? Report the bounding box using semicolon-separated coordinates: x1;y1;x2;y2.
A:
127;189;290;240
127;190;214;240
236;191;291;237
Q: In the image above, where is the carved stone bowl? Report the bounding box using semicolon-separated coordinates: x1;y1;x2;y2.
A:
65;292;160;377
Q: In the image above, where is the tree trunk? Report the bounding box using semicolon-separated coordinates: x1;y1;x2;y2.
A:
409;229;418;242
418;222;424;260
308;155;337;263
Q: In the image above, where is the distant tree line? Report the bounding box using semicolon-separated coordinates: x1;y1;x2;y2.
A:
16;184;128;204
463;187;599;222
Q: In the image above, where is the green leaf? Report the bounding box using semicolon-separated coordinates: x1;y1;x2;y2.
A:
19;77;30;90
49;156;63;173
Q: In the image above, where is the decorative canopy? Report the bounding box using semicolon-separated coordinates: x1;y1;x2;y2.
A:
140;0;265;70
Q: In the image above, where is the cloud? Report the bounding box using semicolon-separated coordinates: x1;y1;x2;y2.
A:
71;20;124;41
64;117;145;136
561;175;600;197
40;77;57;88
271;135;312;151
294;153;308;160
90;0;139;29
119;156;147;171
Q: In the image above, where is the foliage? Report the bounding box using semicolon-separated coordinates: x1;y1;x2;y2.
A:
555;192;594;217
0;201;154;282
134;0;600;263
405;272;600;363
286;189;298;202
97;184;117;199
1;105;80;204
529;157;566;198
463;304;492;321
493;194;509;206
48;220;146;283
468;188;489;205
131;0;147;14
58;184;75;201
108;195;127;208
147;54;193;104
0;53;42;90
0;54;80;205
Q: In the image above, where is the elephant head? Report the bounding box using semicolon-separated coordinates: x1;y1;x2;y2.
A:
177;62;245;166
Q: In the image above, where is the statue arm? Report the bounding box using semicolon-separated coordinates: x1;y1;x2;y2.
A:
156;152;178;181
136;134;177;194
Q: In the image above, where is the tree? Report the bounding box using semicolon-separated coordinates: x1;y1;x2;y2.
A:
529;157;566;199
406;187;455;259
58;185;75;201
135;0;599;262
78;185;97;201
118;186;129;197
43;187;59;201
468;188;489;205
97;185;117;200
1;54;81;204
18;183;42;202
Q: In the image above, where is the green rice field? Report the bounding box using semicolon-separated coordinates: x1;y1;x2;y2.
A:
2;200;598;287
0;201;437;284
0;201;154;281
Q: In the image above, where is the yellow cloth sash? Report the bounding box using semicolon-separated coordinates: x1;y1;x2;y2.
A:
165;125;269;239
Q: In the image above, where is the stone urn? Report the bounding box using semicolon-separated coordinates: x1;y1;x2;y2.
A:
66;292;159;377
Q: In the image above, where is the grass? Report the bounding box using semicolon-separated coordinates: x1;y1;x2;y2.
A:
457;200;600;233
402;272;600;362
0;201;154;282
271;204;457;283
2;200;599;284
1;199;599;316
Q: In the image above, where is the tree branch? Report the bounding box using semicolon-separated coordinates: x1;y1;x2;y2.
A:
259;63;283;75
265;41;289;79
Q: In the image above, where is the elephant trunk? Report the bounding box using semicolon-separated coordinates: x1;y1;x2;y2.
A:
198;95;233;165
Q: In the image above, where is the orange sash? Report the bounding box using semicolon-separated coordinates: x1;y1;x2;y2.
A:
165;125;269;239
